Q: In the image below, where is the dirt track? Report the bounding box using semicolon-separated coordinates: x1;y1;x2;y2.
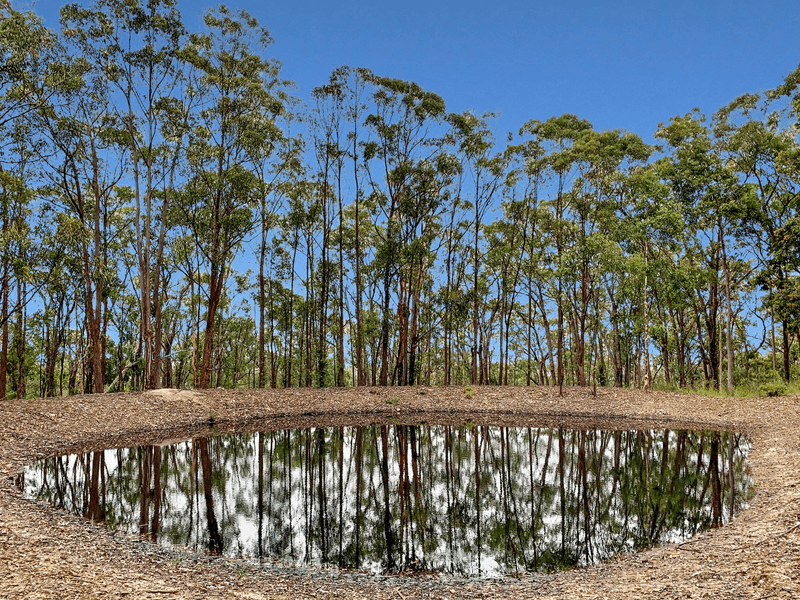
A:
1;385;799;599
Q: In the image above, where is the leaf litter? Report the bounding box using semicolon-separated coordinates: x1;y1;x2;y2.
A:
1;385;799;599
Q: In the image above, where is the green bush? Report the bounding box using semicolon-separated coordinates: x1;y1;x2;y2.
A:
759;382;788;397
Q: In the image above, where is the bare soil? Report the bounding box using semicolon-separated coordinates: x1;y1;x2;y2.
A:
1;385;799;599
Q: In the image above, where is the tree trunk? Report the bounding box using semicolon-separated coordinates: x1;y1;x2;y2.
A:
720;221;735;393
0;254;7;399
199;258;224;389
258;213;267;389
783;320;791;383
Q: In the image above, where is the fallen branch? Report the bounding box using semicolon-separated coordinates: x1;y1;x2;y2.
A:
106;338;142;393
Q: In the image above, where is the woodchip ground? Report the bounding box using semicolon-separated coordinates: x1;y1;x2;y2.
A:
1;385;798;599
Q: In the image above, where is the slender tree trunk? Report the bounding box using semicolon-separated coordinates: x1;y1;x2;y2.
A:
770;292;777;370
258;208;269;389
472;196;479;386
89;145;104;393
318;190;329;388
354;198;365;385
643;244;651;392
14;277;25;399
199;257;224;389
147;204;171;391
337;171;345;387
396;277;409;386
0;176;7;398
783;320;791;383
379;249;393;386
0;254;7;399
258;248;266;388
720;217;735;393
350;82;366;387
533;285;556;384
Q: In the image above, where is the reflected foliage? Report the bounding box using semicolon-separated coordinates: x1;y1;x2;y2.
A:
22;425;751;576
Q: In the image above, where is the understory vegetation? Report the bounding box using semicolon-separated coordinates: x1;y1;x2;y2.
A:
2;0;800;398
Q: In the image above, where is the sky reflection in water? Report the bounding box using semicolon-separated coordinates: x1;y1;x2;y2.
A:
22;425;751;576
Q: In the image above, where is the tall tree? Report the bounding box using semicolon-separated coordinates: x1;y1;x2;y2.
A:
714;84;800;383
522;115;592;392
0;2;65;396
35;27;129;393
310;73;346;387
176;6;287;389
60;0;186;390
449;111;505;385
362;76;447;385
656;111;750;391
0;0;61;132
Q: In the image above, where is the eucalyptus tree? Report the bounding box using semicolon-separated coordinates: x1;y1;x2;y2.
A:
614;157;683;389
252;130;299;388
394;153;457;385
161;247;202;388
176;6;288;389
432;150;474;385
562;128;652;387
760;214;800;373
508;126;559;385
271;178;320;387
59;0;186;389
714;84;800;383
33;24;131;393
0;3;64;397
305;66;375;387
362;76;448;385
750;68;800;377
483;196;529;385
346;67;372;386
254;187;283;389
33;208;78;397
656;110;754;390
448;111;506;385
437;192;471;385
0;0;64;133
0;129;37;398
296;180;323;387
310;72;346;387
519;115;592;392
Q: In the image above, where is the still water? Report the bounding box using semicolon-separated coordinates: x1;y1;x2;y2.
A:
22;425;751;576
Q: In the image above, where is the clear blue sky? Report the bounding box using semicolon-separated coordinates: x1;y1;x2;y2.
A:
19;0;800;141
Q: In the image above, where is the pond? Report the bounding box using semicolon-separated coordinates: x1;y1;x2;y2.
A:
21;424;751;576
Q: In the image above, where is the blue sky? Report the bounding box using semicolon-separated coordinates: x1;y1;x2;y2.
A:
19;0;800;142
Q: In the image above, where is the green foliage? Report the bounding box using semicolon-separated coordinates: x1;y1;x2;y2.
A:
3;0;800;398
759;382;788;397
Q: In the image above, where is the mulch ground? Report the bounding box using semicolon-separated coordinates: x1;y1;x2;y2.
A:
1;385;799;599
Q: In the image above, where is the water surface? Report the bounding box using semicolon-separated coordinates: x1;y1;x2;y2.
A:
22;425;751;576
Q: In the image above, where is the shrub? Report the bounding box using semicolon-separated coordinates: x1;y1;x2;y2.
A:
759;382;788;397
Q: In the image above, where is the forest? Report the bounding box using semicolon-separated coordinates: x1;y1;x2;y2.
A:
2;0;800;399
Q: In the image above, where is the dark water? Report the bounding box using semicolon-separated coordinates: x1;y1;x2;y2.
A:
21;425;751;576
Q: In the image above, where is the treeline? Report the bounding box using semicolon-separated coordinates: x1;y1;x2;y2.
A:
1;0;800;398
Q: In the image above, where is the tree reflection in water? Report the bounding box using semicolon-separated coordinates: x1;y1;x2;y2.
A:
22;426;751;576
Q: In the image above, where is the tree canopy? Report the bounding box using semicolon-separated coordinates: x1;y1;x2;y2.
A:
2;0;800;398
